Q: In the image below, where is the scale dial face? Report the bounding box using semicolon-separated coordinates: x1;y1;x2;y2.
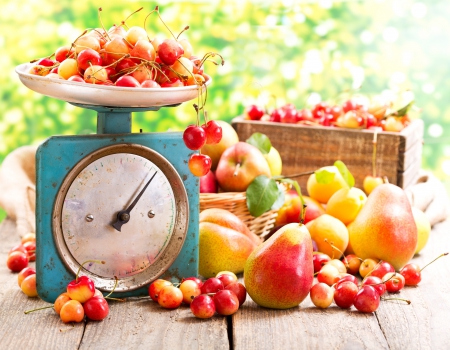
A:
53;143;189;292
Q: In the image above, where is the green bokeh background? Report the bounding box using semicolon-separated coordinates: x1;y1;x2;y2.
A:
1;0;449;220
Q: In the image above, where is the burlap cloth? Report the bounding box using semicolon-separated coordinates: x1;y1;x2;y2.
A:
0;145;449;237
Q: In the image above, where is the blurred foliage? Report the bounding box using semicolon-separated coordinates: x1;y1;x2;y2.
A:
1;0;449;198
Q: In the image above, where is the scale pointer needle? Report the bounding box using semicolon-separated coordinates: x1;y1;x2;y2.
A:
112;171;158;232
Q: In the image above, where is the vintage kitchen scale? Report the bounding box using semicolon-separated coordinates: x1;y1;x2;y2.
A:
16;63;209;303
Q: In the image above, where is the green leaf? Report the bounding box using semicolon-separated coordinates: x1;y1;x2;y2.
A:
246;133;272;155
246;175;279;217
315;169;335;184
334;160;355;188
391;101;414;117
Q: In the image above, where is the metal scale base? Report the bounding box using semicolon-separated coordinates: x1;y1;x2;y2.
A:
35;103;199;303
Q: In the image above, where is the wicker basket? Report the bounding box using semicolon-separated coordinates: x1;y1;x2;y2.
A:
199;191;279;240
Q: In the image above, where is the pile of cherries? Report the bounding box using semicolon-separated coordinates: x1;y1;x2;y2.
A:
310;250;447;312
245;99;411;132
25;260;111;323
149;271;246;318
28;7;215;90
7;233;37;297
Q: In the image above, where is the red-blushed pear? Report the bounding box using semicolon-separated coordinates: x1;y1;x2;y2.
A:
215;142;271;192
201;120;239;170
243;223;314;309
347;184;417;270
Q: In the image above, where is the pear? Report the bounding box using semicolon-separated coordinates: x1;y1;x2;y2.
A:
199;209;258;278
243;223;313;309
347;183;418;270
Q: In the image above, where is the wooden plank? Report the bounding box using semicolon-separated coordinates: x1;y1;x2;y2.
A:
375;219;450;350
398;139;423;172
0;218;85;349
80;297;229;350
398;156;422;189
232;118;423;192
232;288;389;349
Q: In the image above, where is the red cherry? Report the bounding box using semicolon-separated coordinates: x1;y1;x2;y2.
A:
382;272;405;293
158;39;184;66
188;154;212;177
333;281;358;309
399;263;421;286
67;275;95;303
213;289;239;316
36;58;56;67
200;277;224;294
370;261;395;279
83;296;109;321
183;125;207;150
202;121;222;144
361;275;386;296
280;107;298;123
342;99;358;113
160;78;184;88
245;105;265;120
269;108;284;122
190;294;215;319
7;251;29;272
115;75;141;88
354;285;380;313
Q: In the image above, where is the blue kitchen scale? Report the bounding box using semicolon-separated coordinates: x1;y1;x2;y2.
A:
35;102;199;303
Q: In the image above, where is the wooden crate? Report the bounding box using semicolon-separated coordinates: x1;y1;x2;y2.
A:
231;117;424;193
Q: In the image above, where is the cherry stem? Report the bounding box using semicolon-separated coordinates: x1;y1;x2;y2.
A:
381;297;411;305
105;276;118;298
372;131;378;178
122;7;143;26
154;7;177;40
24;305;54;315
324;238;344;260
176;26;190;40
97;8;111;41
75;259;105;283
420;252;448;272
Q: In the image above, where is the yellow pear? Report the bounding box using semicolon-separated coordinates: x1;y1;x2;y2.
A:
263;146;282;176
307;214;349;259
199;209;257;278
326;187;367;225
411;207;431;254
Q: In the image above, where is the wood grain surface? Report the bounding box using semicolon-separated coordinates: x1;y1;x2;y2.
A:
0;219;229;350
1;216;449;350
232;118;424;192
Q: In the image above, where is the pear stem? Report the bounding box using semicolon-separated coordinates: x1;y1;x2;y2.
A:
420;252;448;272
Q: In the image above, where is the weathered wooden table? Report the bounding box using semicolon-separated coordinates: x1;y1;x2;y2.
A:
1;217;449;350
